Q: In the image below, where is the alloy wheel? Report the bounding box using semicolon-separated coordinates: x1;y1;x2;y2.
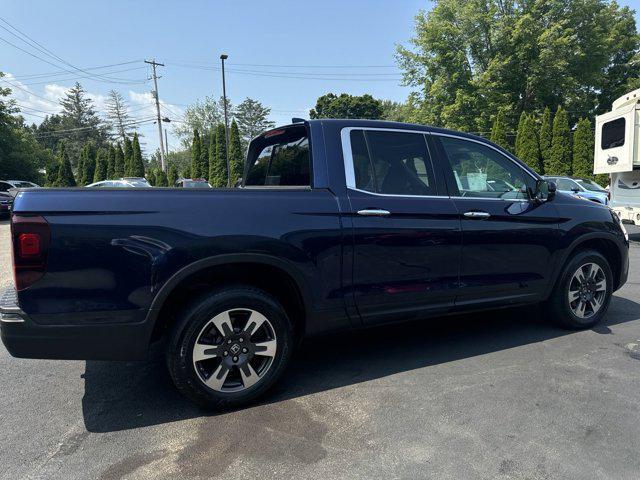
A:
567;262;607;319
192;309;277;392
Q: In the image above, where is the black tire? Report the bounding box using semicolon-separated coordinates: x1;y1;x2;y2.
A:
547;249;613;329
166;286;293;409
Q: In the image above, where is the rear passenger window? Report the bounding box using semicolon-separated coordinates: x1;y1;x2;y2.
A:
245;125;310;187
348;129;437;196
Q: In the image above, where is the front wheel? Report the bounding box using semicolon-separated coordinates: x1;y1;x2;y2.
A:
548;250;613;329
166;286;293;409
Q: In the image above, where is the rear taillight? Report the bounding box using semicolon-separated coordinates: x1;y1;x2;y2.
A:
11;215;50;290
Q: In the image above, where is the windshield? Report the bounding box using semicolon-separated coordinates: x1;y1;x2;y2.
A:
183;181;210;188
575;179;605;192
127;180;152;187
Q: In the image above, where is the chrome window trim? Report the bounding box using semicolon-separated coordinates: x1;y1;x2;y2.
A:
340;126;537;202
340;126;441;198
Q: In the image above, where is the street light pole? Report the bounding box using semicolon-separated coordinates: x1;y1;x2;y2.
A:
220;54;231;187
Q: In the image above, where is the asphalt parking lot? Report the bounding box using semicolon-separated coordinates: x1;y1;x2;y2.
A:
1;219;640;480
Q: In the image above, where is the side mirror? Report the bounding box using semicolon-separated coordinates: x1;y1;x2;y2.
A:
532;179;555;201
571;187;580;193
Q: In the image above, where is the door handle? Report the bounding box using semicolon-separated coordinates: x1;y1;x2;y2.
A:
357;209;391;217
463;211;491;219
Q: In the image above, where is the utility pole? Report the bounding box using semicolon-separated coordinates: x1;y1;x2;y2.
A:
164;129;169;156
145;59;166;172
220;54;230;186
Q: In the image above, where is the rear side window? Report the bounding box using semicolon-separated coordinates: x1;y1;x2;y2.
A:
348;129;437;196
245;126;310;186
601;118;625;150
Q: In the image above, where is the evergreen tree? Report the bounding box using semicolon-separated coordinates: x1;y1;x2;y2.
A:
114;143;125;178
131;133;145;177
200;134;209;180
514;111;527;157
147;169;157;186
156;169;168;187
211;123;228;187
106;145;116;179
58;82;106;163
181;164;191;180
55;142;76;187
540;107;553;174
123;136;133;176
93;148;108;182
191;129;202;178
548;106;572;176
572;118;594;179
490;109;509;151
79;142;96;185
229;120;243;185
208;130;217;182
167;163;178;186
44;156;58;187
517;114;542;173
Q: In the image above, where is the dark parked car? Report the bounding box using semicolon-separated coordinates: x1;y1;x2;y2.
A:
0;192;13;217
0;119;629;409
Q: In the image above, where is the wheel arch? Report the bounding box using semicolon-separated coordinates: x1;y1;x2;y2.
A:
145;253;313;345
547;233;624;299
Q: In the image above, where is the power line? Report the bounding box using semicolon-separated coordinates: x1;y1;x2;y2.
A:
166;58;398;68
16;67;147;86
0;17;143;84
8;60;142;80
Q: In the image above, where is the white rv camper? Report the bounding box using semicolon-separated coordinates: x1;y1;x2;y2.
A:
594;88;640;224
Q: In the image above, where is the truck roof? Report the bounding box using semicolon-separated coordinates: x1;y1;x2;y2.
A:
275;118;491;145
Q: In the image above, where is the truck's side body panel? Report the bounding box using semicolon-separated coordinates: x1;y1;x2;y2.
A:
1;119;630;361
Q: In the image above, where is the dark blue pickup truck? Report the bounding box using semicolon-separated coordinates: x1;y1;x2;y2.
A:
1;119;630;408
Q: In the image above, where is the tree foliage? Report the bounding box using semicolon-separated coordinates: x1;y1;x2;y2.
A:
310;93;384;119
490;109;509;151
234;97;275;146
114;143;125;178
56;82;107;164
79;142;96;186
210;123;228;187
167;163;178;186
539;107;553;172
0;73;52;183
548;106;572;176
572;117;595;179
93;147;108;182
396;0;640;132
123;136;133;176
191;129;202;178
55;142;76;187
106;145;116;179
173;96;226;148
229;120;243;185
130;133;145;177
105;90;133;141
516;114;542;173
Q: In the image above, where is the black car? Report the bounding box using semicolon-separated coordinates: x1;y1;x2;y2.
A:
1;119;629;409
0;192;13;218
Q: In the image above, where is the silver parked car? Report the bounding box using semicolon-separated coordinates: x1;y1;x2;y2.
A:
86;178;152;188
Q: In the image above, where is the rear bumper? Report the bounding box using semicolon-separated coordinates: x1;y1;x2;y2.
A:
0;287;150;361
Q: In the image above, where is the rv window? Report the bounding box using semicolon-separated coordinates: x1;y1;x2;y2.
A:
601;118;625;150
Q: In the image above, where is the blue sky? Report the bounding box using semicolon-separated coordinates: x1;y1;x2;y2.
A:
2;0;639;154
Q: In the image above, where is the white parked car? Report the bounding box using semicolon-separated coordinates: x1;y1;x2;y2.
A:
86;178;152;188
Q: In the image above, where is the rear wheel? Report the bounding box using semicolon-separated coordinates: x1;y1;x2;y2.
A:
166;286;293;409
548;250;613;329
